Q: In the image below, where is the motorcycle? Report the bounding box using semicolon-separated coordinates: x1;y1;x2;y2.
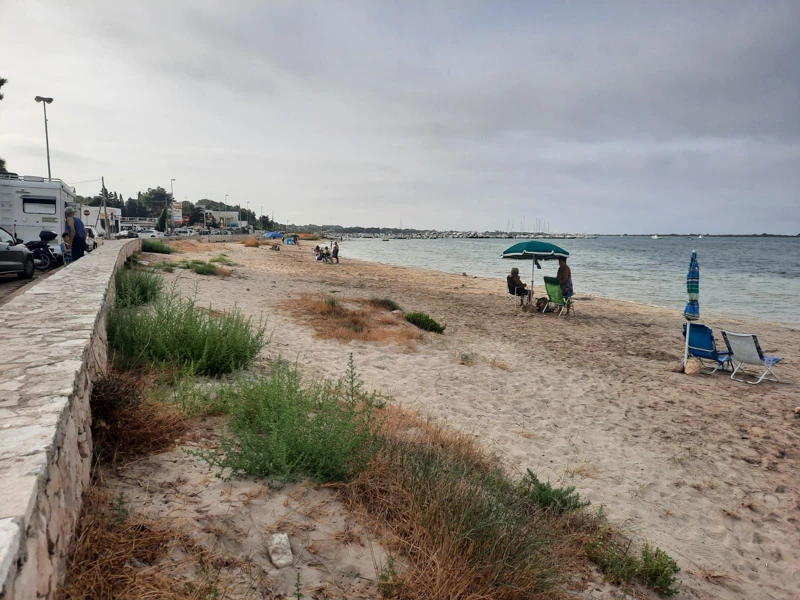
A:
22;230;60;271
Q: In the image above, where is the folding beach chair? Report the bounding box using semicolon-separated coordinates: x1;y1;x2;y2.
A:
542;276;574;316
506;277;529;307
721;331;783;384
682;323;730;374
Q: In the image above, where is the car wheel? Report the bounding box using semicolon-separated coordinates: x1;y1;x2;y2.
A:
18;256;35;279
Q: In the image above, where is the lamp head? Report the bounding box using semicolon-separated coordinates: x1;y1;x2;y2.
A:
35;96;54;104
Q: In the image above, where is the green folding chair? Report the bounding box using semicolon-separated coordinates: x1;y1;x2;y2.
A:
542;276;575;316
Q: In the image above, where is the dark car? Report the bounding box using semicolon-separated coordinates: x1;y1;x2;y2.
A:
116;230;140;239
0;226;34;279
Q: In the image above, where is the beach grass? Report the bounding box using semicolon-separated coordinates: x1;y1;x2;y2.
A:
182;358;681;599
209;254;234;265
405;311;446;333
107;289;267;376
115;267;163;308
141;239;177;254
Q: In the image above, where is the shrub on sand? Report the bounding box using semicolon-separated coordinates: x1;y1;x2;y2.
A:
196;358;380;483
586;533;681;596
405;311;446;333
141;239;176;254
241;237;261;248
108;290;267;376
115;267;163;308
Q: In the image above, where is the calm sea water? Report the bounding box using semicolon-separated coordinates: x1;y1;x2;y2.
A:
337;237;800;326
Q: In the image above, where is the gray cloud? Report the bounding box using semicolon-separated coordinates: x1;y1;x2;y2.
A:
0;0;798;233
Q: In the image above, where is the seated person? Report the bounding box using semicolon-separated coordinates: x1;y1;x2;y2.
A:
322;246;332;260
314;245;323;261
507;267;532;306
556;257;574;298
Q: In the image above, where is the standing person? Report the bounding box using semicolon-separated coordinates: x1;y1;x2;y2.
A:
64;207;87;262
332;241;339;263
557;257;574;298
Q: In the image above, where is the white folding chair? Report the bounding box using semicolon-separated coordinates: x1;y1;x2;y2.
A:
721;331;782;384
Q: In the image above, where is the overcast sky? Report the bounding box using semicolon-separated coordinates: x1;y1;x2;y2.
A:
1;1;798;233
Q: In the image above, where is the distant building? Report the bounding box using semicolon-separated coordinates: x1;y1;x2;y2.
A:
203;210;241;228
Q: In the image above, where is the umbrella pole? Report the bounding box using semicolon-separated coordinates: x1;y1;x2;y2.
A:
531;256;535;301
683;321;690;365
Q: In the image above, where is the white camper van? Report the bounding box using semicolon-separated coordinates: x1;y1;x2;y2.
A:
0;174;78;257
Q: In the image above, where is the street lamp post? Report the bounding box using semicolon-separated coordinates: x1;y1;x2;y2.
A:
34;96;54;179
169;179;176;233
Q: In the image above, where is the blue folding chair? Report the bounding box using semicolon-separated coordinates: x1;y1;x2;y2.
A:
682;323;731;374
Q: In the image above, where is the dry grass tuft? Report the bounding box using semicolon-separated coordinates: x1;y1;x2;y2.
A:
241;236;263;248
91;369;189;466
58;486;224;600
344;406;600;600
490;357;512;371
280;295;422;346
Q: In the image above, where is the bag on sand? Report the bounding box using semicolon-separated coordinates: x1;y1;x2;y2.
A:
535;297;549;312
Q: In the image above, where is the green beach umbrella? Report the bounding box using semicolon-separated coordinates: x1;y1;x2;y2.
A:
501;240;570;295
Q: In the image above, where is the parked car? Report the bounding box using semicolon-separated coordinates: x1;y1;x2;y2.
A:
197;229;211;236
0;226;35;279
138;229;165;238
174;229;193;236
116;230;140;239
85;227;100;251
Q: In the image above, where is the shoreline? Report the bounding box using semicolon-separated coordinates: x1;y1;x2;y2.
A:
317;247;800;331
150;240;800;599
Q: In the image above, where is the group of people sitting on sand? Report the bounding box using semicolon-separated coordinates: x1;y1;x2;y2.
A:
314;241;339;264
507;257;573;307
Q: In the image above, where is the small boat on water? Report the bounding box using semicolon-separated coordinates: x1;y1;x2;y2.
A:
698;234;703;239
651;234;661;240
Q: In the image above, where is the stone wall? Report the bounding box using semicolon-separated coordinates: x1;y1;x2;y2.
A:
0;239;140;599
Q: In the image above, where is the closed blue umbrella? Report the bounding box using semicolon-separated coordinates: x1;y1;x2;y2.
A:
502;240;569;295
684;251;699;321
683;251;699;363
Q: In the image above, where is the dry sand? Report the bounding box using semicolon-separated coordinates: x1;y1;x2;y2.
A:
135;240;799;599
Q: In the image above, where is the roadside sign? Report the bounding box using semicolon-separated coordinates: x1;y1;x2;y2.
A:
83;210;90;216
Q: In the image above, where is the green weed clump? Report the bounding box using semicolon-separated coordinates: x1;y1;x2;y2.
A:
196;357;380;483
405;311;446;333
368;298;402;312
586;534;681;596
141;239;176;254
115;268;163;308
209;254;234;265
519;469;590;514
108;290;266;376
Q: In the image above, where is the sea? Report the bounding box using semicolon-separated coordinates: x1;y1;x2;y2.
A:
337;236;800;326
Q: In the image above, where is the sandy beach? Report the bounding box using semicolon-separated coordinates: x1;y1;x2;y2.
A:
136;239;799;599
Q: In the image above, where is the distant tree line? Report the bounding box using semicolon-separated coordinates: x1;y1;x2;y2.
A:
75;185;274;231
